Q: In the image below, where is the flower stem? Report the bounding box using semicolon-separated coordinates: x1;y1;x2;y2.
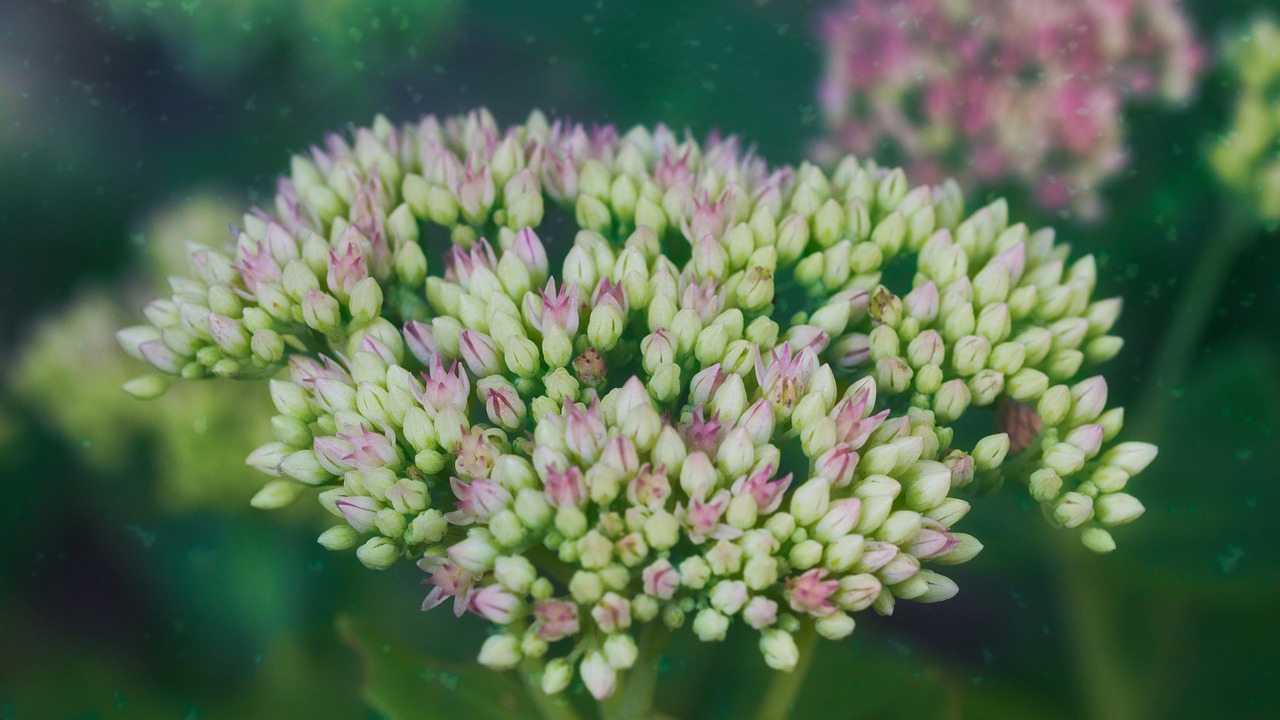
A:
1054;534;1141;720
1132;206;1254;440
1057;204;1256;720
605;621;671;720
754;621;819;720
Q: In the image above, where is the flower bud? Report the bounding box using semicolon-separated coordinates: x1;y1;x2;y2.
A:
356;536;399;570
478;634;522;671
1095;493;1145;526
759;629;799;671
1052;492;1094;528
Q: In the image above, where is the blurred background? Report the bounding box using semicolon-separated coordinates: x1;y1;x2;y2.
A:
1;0;1277;718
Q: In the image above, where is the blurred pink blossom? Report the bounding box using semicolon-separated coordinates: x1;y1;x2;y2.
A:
814;0;1202;217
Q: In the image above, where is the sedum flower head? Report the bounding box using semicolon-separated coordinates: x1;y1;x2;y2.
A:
814;0;1203;217
1210;17;1280;222
121;108;1157;699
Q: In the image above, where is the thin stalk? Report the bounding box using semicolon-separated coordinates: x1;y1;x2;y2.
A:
1131;207;1254;440
611;621;671;720
753;621;820;720
520;657;586;720
1054;535;1141;720
1056;205;1256;720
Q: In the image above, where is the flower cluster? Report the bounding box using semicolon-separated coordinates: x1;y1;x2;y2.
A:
813;0;1203;217
120;109;1156;699
1210;17;1280;222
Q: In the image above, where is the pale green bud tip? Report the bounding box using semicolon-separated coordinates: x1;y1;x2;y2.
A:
123;374;173;399
1095;492;1145;526
250;479;303;509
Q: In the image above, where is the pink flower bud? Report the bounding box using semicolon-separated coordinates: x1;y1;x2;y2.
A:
689;365;729;407
336;495;378;533
418;355;470;414
592;277;629;315
419;558;477;616
338;424;399;470
327;231;369;297
313;436;355;475
815;444;860;486
544;466;588;508
525;279;580;334
484;385;525;430
681;408;727;456
907;522;961;560
680;276;725;323
626;464;672;509
743;596;779;628
990;242;1026;283
814;497;862;541
469;584;522;624
535;599;581;641
234;242;282;294
289;354;351;390
1065;422;1103;455
642;559;680;599
731;465;793;514
454;426;499;479
904;281;940;322
856;541;899;573
591;592;632;632
738;398;776;446
755;344;819;413
459;330;502;377
834;333;871;371
786;569;839;617
512;227;549;278
564;399;607;461
446;477;512;525
600;435;640;476
680;489;732;543
786;325;831;354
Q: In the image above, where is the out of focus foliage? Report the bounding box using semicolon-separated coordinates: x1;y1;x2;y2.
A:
10;193;275;511
1210;17;1280;221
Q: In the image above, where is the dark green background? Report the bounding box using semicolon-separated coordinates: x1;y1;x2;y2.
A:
2;1;1277;718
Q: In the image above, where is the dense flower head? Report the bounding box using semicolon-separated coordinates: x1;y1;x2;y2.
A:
1210;17;1280;222
120;109;1156;699
814;0;1203;217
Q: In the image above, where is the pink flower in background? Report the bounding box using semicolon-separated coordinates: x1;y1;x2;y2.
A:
814;0;1202;218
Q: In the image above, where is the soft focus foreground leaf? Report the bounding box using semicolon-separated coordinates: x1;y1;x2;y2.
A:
1113;339;1280;598
338;614;538;720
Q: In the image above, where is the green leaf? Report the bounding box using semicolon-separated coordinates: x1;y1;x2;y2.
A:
337;614;540;720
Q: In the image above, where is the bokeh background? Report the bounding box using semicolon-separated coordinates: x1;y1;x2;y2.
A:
1;1;1277;718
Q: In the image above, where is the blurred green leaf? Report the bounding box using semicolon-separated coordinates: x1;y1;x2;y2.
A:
1112;338;1280;601
337;614;538;720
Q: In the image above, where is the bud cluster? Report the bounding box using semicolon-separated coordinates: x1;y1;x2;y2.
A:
813;0;1203;216
1210;17;1280;222
120;109;1157;700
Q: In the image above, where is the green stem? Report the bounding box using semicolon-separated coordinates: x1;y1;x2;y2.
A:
520;657;585;720
611;621;671;720
1056;205;1256;720
753;621;820;720
1054;534;1140;720
1131;207;1253;439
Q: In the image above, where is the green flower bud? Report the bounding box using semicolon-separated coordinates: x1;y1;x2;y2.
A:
1053;492;1094;528
356;536;400;570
